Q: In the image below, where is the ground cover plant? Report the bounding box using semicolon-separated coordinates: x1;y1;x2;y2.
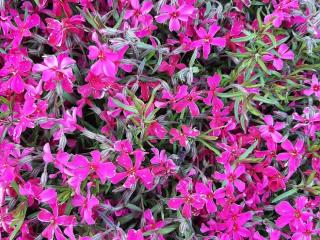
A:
0;0;320;239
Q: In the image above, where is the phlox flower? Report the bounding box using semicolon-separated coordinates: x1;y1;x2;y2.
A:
275;196;313;230
72;183;99;225
167;178;205;218
259;115;285;143
276;139;304;177
304;75;320;99
155;4;194;32
172;85;202;116
192;25;226;59
158;55;186;77
262;44;294;71
38;201;76;240
124;0;153;27
214;164;246;192
169;125;200;147
111;149;154;189
32;54;76;93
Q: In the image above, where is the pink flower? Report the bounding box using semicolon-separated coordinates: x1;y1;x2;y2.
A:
88;32;119;77
143;209;165;233
127;229;144;240
150;148;177;176
38;202;76;240
124;0;153;27
262;44;294;71
111;149;154;189
46;15;85;48
155;4;194;32
158;55;186;76
52;0;78;17
169;125;200;147
66;152;116;193
0;54;32;94
72;183;99;225
173;85;202;116
195;181;225;213
292;221;318;240
263;166;286;192
10;14;40;48
304;75;320;99
32;54;76;93
167;178;205;218
276;139;304;177
220;203;252;239
203;73;224;108
275;196;313;229
259;115;285;143
192;25;226;59
214;164;246;192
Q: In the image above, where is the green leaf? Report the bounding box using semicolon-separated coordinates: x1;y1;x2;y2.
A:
33;0;40;6
271;188;298;203
10;202;27;240
257;58;270;75
157;224;178;235
126;203;142;212
111;98;139;114
231;33;256;43
198;139;221;156
239;140;258;161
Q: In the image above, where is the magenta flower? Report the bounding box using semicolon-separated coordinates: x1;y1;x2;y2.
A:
10;14;40;48
88;32;119;77
158;55;186;77
203;73;224;109
262;44;294;70
195;181;225;213
111;149;154;189
72;183;99;225
292;107;320;140
220;203;252;239
167;178;205;218
192;25;226;59
32;54;76;93
292;221;318;240
143;209;165;233
52;0;78;17
276;139;304;177
259;115;285;143
304;74;320;99
0;54;32;94
275;196;313;229
214;164;246;192
155;4;194;32
124;0;153;27
173;85;202;116
127;229;144;240
150;148;177;176
38;202;76;240
169;125;200;147
263;166;286;192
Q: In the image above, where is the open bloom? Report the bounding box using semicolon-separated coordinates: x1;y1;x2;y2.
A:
32;54;76;93
169;125;200;147
72;183;99;225
276;139;304;177
214;164;246;192
173;85;202;116
259;115;285;143
38;202;76;240
167;178;205;218
304;75;320;99
111;149;154;189
262;44;294;70
275;196;313;230
155;4;194;32
192;25;226;59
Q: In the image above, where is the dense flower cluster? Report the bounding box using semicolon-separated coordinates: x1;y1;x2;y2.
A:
0;0;320;239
